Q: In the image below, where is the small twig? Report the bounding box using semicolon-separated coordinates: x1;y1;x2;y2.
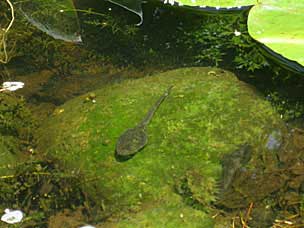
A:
272;214;304;228
5;0;15;33
0;0;15;63
240;202;254;228
241;216;249;228
0;174;15;179
244;202;254;223
231;216;238;228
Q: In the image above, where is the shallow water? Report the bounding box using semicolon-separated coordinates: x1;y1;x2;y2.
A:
0;1;304;227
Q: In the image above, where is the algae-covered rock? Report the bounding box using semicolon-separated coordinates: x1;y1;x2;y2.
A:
101;194;214;227
37;67;285;225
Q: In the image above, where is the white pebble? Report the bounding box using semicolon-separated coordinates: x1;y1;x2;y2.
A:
79;225;95;228
234;29;241;36
1;209;23;224
1;81;24;91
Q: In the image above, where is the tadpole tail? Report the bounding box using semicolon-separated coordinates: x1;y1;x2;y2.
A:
139;85;173;127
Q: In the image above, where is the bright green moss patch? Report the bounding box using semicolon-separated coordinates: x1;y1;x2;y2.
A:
37;67;285;225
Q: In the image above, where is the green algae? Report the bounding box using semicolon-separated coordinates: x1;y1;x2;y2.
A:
36;67;285;225
0;93;35;176
109;196;215;228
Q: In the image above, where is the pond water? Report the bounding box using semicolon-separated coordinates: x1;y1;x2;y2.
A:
0;0;304;227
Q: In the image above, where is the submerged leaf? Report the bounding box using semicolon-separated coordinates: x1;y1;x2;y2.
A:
13;0;81;43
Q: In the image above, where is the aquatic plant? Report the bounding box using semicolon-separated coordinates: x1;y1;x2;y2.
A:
12;0;81;43
247;1;304;72
0;93;35;150
100;0;304;73
182;14;269;71
1;0;302;75
266;91;304;121
1;0;303;73
0;160;93;227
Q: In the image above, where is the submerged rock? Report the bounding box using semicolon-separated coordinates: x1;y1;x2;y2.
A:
36;67;285;225
265;130;282;151
220;144;252;191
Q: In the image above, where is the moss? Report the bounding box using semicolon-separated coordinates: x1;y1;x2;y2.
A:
0;93;35;175
175;169;218;211
112;195;214;228
0;93;34;136
37;67;285;225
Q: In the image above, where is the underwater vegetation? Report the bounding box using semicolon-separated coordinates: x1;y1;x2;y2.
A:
1;0;303;73
0;0;304;227
106;0;304;73
0;93;35;156
0;160;92;227
35;67;287;226
0;0;303;75
181;13;269;71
